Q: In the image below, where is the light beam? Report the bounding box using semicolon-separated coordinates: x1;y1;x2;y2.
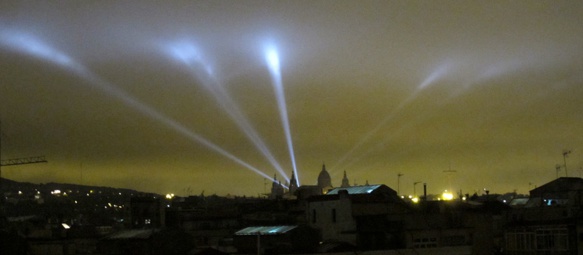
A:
264;44;300;187
164;40;291;183
332;61;453;172
0;30;274;181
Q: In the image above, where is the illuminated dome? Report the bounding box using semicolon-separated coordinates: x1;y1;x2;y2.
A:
317;164;333;192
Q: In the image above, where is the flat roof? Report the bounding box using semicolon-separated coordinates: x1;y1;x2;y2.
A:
105;229;158;239
235;226;297;235
327;185;383;195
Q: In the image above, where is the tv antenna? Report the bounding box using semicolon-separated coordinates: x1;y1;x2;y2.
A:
562;150;571;177
443;164;457;191
555;164;562;179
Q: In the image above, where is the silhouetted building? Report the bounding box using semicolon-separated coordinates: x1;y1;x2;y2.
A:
505;177;583;255
405;200;509;254
295;185;324;200
99;228;193;255
288;171;298;196
317;164;333;193
307;184;409;250
341;170;350;188
269;175;284;199
129;197;164;229
0;229;27;255
233;225;318;254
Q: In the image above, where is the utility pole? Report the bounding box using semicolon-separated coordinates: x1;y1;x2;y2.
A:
397;173;403;196
563;150;571;177
413;181;421;196
443;168;457;192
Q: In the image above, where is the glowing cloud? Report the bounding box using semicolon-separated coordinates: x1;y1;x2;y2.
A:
0;29;75;68
266;47;280;75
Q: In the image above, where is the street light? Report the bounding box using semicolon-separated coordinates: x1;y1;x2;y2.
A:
397;173;403;196
413;181;421;196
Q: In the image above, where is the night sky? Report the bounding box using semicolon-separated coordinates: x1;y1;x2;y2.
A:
1;1;582;197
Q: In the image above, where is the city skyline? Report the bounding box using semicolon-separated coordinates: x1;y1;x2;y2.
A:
1;1;582;196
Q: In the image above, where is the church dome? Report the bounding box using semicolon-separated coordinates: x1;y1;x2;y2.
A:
317;164;332;190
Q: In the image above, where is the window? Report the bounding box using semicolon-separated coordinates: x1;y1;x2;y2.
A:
312;209;317;223
413;236;438;248
535;227;568;251
505;226;569;254
442;235;465;246
332;208;337;223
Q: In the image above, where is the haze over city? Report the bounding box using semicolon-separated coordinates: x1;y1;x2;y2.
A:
1;1;582;197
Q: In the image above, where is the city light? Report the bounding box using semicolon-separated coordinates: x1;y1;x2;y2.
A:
0;4;581;254
442;190;454;201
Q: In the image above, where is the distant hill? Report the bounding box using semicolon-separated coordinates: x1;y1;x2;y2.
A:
0;177;159;197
